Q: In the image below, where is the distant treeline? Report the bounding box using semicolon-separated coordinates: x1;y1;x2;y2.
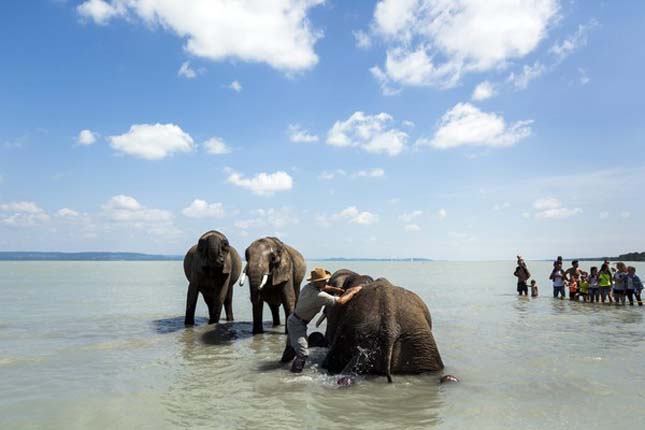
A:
0;252;182;261
613;252;645;262
575;252;645;262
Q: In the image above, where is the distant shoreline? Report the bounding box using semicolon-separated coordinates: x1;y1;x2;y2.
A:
0;252;433;262
1;251;643;262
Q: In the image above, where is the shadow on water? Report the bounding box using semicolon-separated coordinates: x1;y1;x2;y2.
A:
152;316;208;334
200;321;255;345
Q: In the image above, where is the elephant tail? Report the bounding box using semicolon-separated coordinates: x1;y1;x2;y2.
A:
385;339;394;383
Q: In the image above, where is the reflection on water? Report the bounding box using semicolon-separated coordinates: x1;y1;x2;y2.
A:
1;261;645;429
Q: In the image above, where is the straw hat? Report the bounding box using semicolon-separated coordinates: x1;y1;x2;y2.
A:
307;267;332;282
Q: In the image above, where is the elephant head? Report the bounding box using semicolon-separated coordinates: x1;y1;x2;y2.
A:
242;237;292;291
324;270;374;343
196;230;232;274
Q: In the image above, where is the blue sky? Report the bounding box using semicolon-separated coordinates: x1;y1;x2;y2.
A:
1;0;644;260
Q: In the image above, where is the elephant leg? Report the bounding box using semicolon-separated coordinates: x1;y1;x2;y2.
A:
269;304;281;326
224;285;234;322
251;291;264;334
185;282;199;326
206;294;223;325
223;275;234;322
280;285;295;335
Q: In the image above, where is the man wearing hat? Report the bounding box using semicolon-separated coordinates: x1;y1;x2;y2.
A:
281;267;363;373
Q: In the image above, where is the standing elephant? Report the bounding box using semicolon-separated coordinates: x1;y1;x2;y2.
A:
323;277;444;382
239;237;306;334
183;230;242;326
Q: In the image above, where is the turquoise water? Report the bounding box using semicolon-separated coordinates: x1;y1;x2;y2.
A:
1;260;644;429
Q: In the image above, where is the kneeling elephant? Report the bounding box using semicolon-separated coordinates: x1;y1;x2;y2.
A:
323;276;444;382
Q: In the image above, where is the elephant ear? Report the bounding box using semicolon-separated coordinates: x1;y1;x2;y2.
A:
271;240;291;285
221;238;232;274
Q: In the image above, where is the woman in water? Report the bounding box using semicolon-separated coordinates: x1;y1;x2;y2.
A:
598;263;613;303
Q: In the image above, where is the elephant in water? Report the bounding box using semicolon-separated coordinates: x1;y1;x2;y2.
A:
183;230;242;326
239;237;306;334
322;273;444;382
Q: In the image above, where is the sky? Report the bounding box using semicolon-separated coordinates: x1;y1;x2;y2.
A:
1;0;644;260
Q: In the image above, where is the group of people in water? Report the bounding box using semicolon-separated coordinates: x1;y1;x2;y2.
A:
514;256;644;306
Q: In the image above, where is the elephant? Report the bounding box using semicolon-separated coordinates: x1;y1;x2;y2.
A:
183;230;242;326
322;274;444;382
239;237;306;334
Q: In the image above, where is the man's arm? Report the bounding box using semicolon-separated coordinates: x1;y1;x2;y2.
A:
336;286;363;305
322;285;345;296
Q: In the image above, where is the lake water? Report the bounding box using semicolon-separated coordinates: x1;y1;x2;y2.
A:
1;260;644;430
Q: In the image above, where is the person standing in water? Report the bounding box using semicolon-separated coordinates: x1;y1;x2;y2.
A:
550;261;566;299
281;267;362;373
613;262;628;305
530;280;539;297
598;263;613;303
625;266;643;306
564;260;585;301
514;256;531;296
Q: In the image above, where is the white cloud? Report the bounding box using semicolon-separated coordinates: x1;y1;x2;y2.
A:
228;80;242;92
493;202;511;211
535;207;582;219
370;47;460;94
227;170;293;196
56;208;80;218
77;129;98;145
334;206;379;225
109;123;194;160
472;81;496;101
620;211;632;219
181;199;225;219
399;210;422;222
369;0;560;91
327;112;408;156
102;195;173;222
234;207;299;230
203;137;232;155
533;197;560;210
599;211;609;219
438;208;447;220
353;30;372;49
319;169;347;181
177;61;197;79
287;124;318;143
0;201;50;227
508;61;546;89
532;197;581;219
404;223;421;232
77;0;125;25
418;103;532;149
550;20;598;62
354;168;385;178
77;0;325;72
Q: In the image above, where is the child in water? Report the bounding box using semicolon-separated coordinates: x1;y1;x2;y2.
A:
613;262;627;305
567;277;578;301
625;266;643;306
578;274;589;302
588;267;600;303
530;280;538;297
